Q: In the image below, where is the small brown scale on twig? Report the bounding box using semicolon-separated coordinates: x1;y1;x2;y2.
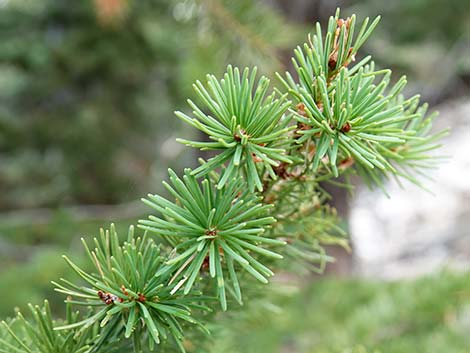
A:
297;122;310;131
262;179;270;192
339;156;355;170
120;285;146;302
233;130;244;142
328;57;337;71
317;102;324;112
201;246;225;271
137;293;146;303
252;142;267;162
201;256;210;271
341;122;351;133
329;121;352;133
234;130;266;163
296;103;307;117
98;290;123;305
120;285;129;296
205;229;218;236
273;162;292;179
294;103;312;138
251;153;263;163
97;286;147;305
234;128;249;142
328;17;356;76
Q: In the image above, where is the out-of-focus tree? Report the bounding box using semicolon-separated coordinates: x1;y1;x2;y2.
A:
0;0;299;210
347;0;470;102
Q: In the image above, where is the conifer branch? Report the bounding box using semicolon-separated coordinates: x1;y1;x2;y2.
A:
0;8;447;353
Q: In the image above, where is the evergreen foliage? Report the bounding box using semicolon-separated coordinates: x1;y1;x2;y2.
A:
139;169;282;310
176;67;293;191
1;301;97;353
53;224;209;352
0;9;447;353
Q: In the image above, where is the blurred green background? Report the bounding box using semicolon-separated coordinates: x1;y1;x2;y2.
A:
0;0;469;352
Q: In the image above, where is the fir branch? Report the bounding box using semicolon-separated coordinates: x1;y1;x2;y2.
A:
276;9;446;187
0;9;448;353
53;224;210;353
1;301;95;353
175;65;294;191
139;169;284;310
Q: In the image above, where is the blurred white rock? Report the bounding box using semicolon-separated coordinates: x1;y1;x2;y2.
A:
350;99;470;279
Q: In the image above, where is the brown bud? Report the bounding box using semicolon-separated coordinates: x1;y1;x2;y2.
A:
339;157;355;170
201;256;210;271
251;153;263;163
137;293;146;302
341;122;352;133
296;102;307;117
328;57;337;70
121;285;129;296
